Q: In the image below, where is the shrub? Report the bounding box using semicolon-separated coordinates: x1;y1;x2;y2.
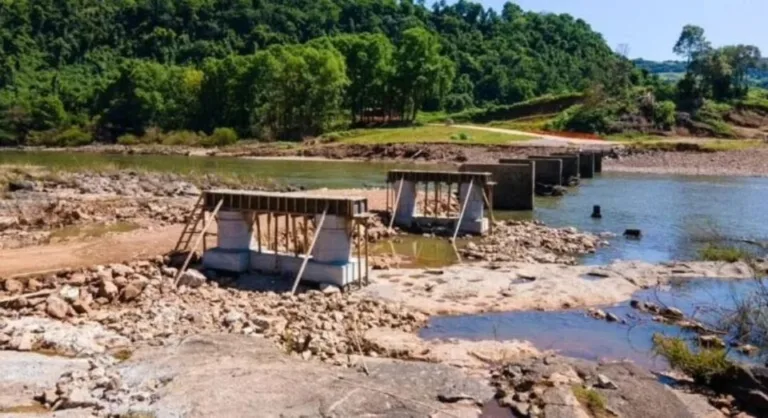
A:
117;134;140;145
458;132;471;140
652;335;732;384
162;130;205;146
572;386;609;418
653;100;677;129
55;127;93;147
699;244;752;262
201;127;238;147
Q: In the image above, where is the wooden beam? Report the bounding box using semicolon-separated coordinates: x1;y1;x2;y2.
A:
364;223;370;285
481;187;496;235
452;179;474;243
356;221;362;289
255;212;262;253
387;176;405;231
291;204;329;294
174;199;223;286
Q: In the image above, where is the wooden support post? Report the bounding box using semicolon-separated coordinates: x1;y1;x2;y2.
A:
423;182;429;214
481;187;496;235
446;183;453;217
385;181;390;214
267;213;272;251
174;199;224;286
356;221;362;289
364;223;370;285
273;213;280;269
434;182;440;217
284;213;289;251
292;216;298;257
255;213;262;253
387;176;405;231
303;216;309;253
291;204;329;295
452;179;474;243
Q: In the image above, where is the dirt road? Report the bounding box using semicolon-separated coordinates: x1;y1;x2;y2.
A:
0;225;184;278
444;124;612;146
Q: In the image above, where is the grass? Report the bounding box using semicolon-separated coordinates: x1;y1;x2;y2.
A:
699;244;753;262
323;126;530;145
572;385;610;418
487;114;558;132
652;335;733;384
609;137;764;152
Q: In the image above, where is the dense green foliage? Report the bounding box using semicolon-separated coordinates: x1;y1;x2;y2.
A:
0;0;622;144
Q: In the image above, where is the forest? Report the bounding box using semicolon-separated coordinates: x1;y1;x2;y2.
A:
0;1;764;145
0;0;623;144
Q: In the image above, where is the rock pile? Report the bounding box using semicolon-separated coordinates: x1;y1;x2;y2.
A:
0;259;428;364
461;220;605;264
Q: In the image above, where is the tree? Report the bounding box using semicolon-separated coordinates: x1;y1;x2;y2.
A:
673;25;711;63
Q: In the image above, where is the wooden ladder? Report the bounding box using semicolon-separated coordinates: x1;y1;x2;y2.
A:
174;195;206;253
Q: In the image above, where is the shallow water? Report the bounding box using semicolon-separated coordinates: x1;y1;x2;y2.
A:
420;278;766;370
2;151;767;263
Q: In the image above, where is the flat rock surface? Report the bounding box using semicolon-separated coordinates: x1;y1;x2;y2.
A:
0;351;89;410
118;333;495;417
365;260;761;314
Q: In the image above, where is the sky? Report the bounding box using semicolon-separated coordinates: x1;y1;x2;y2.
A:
454;0;768;61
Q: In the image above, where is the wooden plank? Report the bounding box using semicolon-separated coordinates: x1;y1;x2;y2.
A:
291;204;329;294
174;199;224;286
387;176;405;231
452;179;474;242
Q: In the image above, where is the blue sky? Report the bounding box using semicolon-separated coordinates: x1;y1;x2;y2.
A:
447;0;768;61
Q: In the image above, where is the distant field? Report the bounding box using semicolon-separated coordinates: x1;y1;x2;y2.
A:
326;126;530;145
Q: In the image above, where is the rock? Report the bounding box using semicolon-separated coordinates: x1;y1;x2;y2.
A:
98;280;119;299
587;308;607;320
9;332;35;351
178;269;206;288
68;273;87;286
59;285;80;303
8;179;35;192
320;283;341;294
3;278;24;294
737;344;759;356
251;316;288;335
110;264;135;277
122;283;143;302
46;296;70;319
223;311;243;326
662;307;685;319
606;312;621;323
630;300;645;310
597;374;619;390
699;335;726;349
71;298;92;315
26;278;43;292
61;387;98;409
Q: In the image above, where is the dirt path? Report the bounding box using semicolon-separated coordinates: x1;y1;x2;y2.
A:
0;225;184;277
445;124;612;146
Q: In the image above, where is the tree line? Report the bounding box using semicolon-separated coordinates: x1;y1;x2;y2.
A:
0;0;621;144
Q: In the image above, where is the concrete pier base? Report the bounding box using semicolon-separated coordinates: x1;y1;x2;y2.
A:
594;153;603;173
392;180;417;228
458;182;488;234
544;154;580;185
579;152;596;179
461;163;534;211
499;158;563;186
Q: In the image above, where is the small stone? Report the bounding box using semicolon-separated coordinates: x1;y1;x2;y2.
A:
606;312;621;323
251;316;287;335
98;280;119;299
737;344;759;355
510;401;530;417
320;284;341;294
597;374;619;390
110;264;134;277
59;285;80;303
224;311;243;326
26;278;43;292
699;335;726;348
3;278;24;294
46;296;70;319
122;283;143;302
662;307;684;319
301;350;312;360
68;273;87;286
10;332;35;351
71;299;92;315
629;299;645;310
587;308;607;320
178;269;206;288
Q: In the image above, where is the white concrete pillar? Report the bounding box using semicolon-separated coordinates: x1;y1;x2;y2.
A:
393;180;417;227
459;182;486;232
216;211;256;249
311;215;352;263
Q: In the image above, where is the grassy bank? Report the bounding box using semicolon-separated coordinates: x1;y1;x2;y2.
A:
322;125;530;145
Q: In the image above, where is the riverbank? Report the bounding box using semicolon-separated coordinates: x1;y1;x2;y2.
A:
6;138;768;177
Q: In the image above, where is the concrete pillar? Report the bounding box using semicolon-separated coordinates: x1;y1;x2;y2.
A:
459;182;486;233
594;153;603;173
579;152;595;179
393;180;417;228
311;215;352;263
460;163;534;211
216;211;256;250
